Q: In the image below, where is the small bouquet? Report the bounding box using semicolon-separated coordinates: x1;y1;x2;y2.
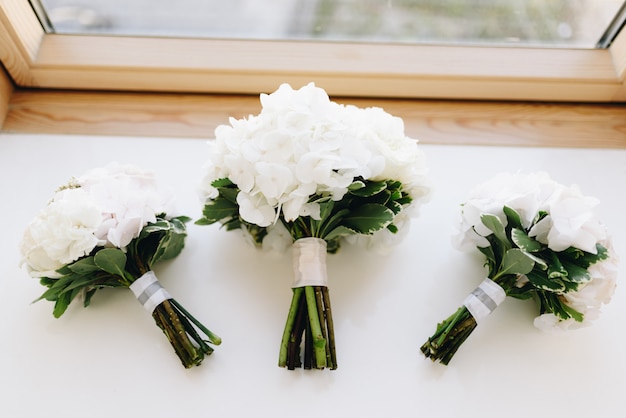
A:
20;163;221;369
198;83;430;370
421;171;618;365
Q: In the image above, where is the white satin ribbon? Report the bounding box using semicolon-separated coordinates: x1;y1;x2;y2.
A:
463;278;506;323
129;271;171;313
292;237;328;288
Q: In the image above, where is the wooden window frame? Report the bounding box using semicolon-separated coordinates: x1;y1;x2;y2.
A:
1;0;625;102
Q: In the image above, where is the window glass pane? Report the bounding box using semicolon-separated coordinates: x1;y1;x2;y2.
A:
38;0;625;48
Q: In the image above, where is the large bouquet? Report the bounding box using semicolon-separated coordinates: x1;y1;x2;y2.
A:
20;163;221;369
198;83;430;370
421;171;618;365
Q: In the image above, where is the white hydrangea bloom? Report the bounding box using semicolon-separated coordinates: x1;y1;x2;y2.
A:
78;163;171;248
454;171;607;254
20;163;173;277
200;82;431;251
20;188;103;278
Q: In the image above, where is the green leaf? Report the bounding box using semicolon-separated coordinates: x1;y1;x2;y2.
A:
523;251;548;270
84;288;97;308
36;275;74;302
396;196;412;206
562;260;592;284
506;283;535;300
53;291;72;318
561;303;584;322
63;274;99;292
171;215;192;224
537;291;583;321
477;245;497;266
348;180;366;191
323;225;357;242
503;206;523;230
496;248;535;277
511;228;543;252
546;250;568;279
142;220;171;234
386;200;403;215
94;248;128;278
560;244;609;269
342;204;394;234
348;180;387;197
153;234;186;265
217;186;239;203
211;178;234;188
153;217;188;263
526;270;566;292
67;256;101;275
386;179;402;190
199;197;239;224
480;214;509;247
318;200;335;222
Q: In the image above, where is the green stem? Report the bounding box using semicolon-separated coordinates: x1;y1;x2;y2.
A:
434;305;468;348
314;287;330;366
420;306;477;366
170;298;222;345
321;287;337;369
305;286;327;369
288;291;308;369
150;298;221;368
303;318;313;369
279;287;304;368
152;300;202;368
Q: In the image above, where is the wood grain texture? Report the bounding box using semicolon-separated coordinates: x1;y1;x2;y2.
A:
0;0;44;85
3;89;625;148
0;64;13;128
26;34;623;102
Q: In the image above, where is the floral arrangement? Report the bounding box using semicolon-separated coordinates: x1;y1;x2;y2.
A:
421;171;618;365
20;163;221;369
197;82;431;370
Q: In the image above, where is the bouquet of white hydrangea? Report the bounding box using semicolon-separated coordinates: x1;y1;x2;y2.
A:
421;171;618;365
20;163;221;369
198;82;430;370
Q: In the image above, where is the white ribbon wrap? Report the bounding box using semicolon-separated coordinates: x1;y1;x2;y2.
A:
463;278;506;323
292;237;328;288
129;271;171;313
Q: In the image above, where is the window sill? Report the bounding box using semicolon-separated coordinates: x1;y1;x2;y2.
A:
2;87;625;149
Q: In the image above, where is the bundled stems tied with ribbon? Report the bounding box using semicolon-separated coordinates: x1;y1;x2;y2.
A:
279;238;337;370
131;271;222;369
420;278;505;365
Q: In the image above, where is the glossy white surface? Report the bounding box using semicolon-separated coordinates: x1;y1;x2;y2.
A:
1;133;624;418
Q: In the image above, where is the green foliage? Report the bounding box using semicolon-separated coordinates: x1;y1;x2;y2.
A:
495;248;535;278
197;176;413;253
342;204;394;234
94;248;128;277
511;228;542;252
475;206;609;324
35;215;190;318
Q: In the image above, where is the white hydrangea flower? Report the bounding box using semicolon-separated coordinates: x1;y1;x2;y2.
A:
20;163;173;277
454;171;606;253
20;188;103;277
78;163;171;248
200;82;431;253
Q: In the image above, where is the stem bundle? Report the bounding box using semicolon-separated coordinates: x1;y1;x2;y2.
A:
279;286;337;370
152;299;222;369
420;306;478;365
